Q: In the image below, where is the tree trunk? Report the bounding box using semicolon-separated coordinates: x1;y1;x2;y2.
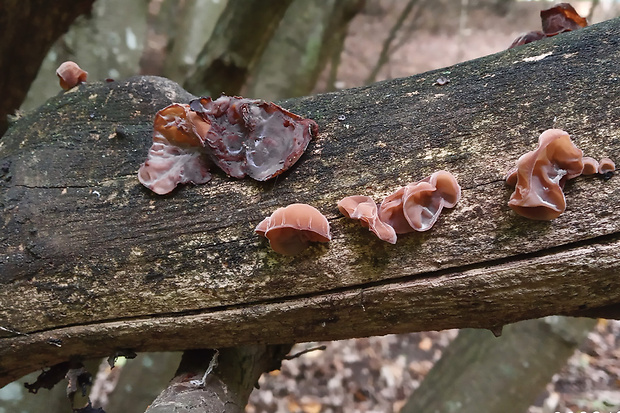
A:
1;18;620;387
400;317;596;413
183;0;293;97
0;0;96;137
244;0;365;101
144;346;291;413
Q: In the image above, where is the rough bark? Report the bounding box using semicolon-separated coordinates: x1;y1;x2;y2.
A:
144;346;291;413
183;0;293;97
1;18;620;387
0;0;96;137
400;317;596;413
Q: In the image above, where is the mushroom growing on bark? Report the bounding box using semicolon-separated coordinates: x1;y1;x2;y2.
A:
189;96;318;181
507;129;583;220
138;104;212;195
338;171;461;243
598;157;615;176
255;204;331;256
139;96;319;194
337;196;397;244
379;170;461;232
581;157;600;175
56;61;88;90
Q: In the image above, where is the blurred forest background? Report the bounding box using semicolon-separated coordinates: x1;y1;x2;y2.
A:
2;0;620;412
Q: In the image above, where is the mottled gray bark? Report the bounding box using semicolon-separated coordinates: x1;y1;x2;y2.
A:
1;18;619;388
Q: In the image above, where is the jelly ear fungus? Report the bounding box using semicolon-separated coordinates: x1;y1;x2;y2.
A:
255;204;331;256
138;104;212;195
138;96;319;194
56;61;88;90
338;171;461;243
506;129;583;220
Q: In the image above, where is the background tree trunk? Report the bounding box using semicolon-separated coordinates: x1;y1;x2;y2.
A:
244;0;365;101
1;18;620;387
144;346;291;413
400;317;596;413
183;0;293;97
0;0;96;137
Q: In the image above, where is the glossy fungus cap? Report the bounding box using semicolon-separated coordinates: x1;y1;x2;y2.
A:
337;195;397;244
56;61;88;90
255;204;331;255
138;103;212;195
508;129;583;220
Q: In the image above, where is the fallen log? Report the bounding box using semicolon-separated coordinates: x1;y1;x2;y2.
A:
1;17;619;387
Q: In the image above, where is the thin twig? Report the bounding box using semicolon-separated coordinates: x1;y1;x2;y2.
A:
284;345;327;360
190;349;220;387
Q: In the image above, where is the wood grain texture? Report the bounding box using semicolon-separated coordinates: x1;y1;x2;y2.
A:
1;18;619;386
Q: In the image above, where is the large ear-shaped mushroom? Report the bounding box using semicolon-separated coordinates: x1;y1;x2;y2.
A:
138;103;212;195
508;129;583;220
189;96;319;181
255;204;331;256
337;196;397;244
56;61;88;90
379;170;461;232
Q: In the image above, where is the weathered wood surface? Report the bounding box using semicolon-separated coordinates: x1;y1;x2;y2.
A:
1;18;619;386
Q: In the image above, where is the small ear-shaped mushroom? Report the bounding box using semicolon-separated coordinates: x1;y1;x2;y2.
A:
508;129;583;220
379;170;461;232
56;61;88;90
337;196;397;244
400;170;461;232
598;157;615;175
581;157;600;175
138;103;212;195
255;204;331;255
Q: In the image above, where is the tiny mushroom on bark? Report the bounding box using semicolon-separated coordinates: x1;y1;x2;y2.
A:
56;61;88;90
507;129;583;220
255;204;331;256
598;157;615;176
581;157;600;175
337;196;397;244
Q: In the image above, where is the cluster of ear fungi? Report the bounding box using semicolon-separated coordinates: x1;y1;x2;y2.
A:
338;171;461;244
52;62;615;256
137;96;318;195
506;129;615;220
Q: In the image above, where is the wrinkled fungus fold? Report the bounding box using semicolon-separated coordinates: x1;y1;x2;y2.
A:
380;170;461;232
255;204;331;256
507;129;583;220
189;96;318;181
337;196;397;244
139;96;318;194
138;104;212;195
338;170;461;243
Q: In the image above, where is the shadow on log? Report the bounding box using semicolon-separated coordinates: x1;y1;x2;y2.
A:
1;18;620;387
